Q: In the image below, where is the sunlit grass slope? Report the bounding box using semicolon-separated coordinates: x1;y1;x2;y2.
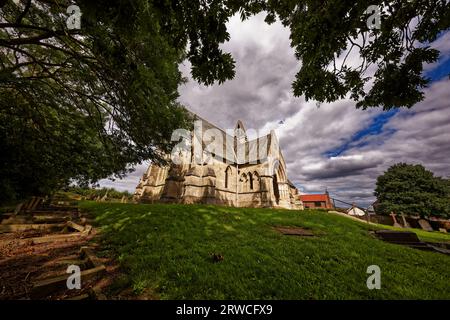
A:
80;202;450;300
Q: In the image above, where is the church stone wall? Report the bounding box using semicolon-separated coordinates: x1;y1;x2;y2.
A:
134;119;303;210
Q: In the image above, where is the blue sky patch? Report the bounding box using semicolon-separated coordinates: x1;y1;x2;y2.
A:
324;47;450;159
425;57;450;82
324;109;399;157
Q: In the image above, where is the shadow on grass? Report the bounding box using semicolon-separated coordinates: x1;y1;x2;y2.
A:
79;201;450;300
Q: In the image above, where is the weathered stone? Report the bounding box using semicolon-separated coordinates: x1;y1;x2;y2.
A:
400;213;411;228
274;226;314;236
32;215;71;223
418;219;434;231
31;233;84;244
82;225;93;235
374;230;432;250
0;223;65;233
23;197;36;210
390;213;402;228
134;118;302;210
1;216;32;225
100;191;108;202
13;202;24;215
66;221;85;232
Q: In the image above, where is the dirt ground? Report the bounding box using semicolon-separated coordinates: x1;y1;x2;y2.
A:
0;204;121;300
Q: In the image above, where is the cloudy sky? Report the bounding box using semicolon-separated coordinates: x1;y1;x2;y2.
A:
100;13;450;208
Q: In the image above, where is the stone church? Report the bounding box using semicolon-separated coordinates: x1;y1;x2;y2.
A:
134;115;302;209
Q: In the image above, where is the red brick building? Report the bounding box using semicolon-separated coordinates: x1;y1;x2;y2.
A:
299;193;334;209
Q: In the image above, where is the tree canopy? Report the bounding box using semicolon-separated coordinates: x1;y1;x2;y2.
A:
1;1;449;202
374;163;450;218
1;0;195;201
264;0;449;109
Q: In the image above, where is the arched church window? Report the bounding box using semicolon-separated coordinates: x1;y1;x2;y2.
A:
273;174;280;205
240;173;248;192
253;171;260;191
225;166;231;189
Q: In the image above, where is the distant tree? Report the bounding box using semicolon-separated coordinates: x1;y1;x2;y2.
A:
65;186;131;200
374;163;450;218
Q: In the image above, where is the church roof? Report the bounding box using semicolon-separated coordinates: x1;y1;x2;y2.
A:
299;194;330;202
190;113;279;165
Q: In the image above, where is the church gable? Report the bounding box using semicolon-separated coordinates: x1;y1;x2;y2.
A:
134;116;300;210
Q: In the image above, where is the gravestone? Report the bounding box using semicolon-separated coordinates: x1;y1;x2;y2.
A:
23;197;36;210
374;230;431;251
375;230;420;243
100;191;108;202
13;202;24;216
418;219;433;232
274;226;314;237
390;213;402;228
400;213;410;228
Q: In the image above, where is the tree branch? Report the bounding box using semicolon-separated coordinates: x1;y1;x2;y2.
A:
15;0;32;25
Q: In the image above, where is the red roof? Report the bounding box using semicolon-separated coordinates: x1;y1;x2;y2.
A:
299;194;329;202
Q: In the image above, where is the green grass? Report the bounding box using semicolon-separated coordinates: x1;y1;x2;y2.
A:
80;201;450;300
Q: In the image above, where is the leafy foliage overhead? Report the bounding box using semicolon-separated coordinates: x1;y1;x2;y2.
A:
0;1;449;202
0;0;196;201
155;0;450;109
262;0;449;109
374;163;450;218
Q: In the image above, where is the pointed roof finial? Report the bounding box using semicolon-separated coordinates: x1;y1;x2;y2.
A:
234;120;247;143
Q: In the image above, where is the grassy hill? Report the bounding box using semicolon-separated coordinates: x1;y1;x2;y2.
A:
80;202;450;300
